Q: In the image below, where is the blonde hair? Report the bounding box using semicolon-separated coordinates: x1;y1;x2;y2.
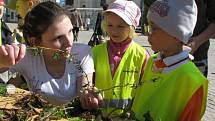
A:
101;15;138;39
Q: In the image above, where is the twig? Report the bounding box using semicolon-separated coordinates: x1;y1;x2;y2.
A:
27;46;65;53
27;103;41;114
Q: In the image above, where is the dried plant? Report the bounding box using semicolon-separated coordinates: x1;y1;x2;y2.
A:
0;46;151;120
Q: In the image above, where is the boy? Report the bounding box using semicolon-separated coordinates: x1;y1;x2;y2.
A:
132;0;208;120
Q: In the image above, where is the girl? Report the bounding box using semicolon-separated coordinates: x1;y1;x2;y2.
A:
92;0;150;117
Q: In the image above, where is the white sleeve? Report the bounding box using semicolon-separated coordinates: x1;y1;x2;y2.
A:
79;50;95;75
73;43;95;77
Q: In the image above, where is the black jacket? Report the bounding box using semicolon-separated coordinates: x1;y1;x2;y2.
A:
1;20;12;45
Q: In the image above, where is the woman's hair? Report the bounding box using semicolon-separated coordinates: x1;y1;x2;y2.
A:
22;1;70;45
101;14;137;39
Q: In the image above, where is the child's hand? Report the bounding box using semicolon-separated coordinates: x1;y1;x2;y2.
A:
79;87;103;110
0;44;26;68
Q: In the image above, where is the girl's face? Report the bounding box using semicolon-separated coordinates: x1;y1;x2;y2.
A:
106;13;131;43
0;6;3;18
40;15;73;55
147;22;180;54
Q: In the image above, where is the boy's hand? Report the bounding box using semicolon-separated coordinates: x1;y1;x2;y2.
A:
0;44;26;68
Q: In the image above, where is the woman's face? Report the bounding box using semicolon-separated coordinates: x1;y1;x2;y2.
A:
40;15;73;55
106;13;130;43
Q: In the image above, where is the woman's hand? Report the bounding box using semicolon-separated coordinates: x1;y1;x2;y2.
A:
79;86;103;110
0;44;26;68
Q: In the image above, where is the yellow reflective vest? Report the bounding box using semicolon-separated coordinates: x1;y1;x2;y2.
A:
132;54;208;121
92;41;147;116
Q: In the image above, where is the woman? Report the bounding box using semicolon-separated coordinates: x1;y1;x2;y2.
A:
0;1;99;107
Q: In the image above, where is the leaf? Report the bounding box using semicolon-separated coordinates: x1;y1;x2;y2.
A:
0;84;7;96
31;47;43;56
52;52;61;60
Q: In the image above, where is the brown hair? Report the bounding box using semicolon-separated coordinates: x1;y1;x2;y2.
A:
22;1;70;45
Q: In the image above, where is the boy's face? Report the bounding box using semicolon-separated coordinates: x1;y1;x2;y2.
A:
106;13;131;43
147;22;180;53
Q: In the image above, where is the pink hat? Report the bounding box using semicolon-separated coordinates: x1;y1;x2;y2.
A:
0;0;4;6
105;0;141;28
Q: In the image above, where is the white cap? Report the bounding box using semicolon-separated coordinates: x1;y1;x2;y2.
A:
148;0;197;44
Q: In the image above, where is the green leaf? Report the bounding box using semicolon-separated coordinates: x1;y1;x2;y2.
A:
0;83;7;96
52;52;61;60
31;47;43;56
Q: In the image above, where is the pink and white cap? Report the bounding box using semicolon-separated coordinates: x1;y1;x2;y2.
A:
0;0;4;6
105;0;141;28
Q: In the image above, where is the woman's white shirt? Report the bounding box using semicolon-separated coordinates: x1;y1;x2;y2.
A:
9;43;94;105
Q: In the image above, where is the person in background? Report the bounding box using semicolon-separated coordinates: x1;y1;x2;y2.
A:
0;0;12;45
0;1;100;108
12;15;25;44
132;0;208;121
186;0;215;77
85;17;91;31
70;8;83;42
16;15;25;43
94;3;109;43
141;0;156;36
92;0;150;117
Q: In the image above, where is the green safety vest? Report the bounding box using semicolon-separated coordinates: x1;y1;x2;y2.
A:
132;54;208;121
93;41;147;115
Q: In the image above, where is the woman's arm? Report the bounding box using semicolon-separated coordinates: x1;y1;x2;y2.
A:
187;23;215;53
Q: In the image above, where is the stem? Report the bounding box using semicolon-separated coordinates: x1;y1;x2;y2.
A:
27;46;66;53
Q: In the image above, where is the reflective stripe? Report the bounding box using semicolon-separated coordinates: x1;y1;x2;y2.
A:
102;99;133;109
